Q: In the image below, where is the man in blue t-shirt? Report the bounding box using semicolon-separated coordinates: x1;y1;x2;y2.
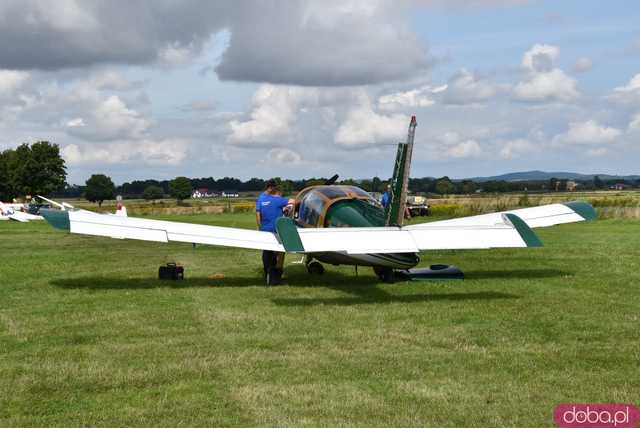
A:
256;180;296;285
381;184;391;208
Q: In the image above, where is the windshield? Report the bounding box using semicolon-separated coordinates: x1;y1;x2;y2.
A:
295;185;380;227
297;190;327;226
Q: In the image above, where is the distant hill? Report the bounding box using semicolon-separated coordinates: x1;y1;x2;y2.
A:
465;170;640;182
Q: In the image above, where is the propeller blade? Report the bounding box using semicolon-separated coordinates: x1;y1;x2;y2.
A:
325;174;339;185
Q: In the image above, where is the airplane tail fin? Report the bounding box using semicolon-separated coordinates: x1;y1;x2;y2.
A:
384;116;417;226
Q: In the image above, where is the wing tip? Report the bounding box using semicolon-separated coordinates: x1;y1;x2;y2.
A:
563;201;597;221
41;209;70;231
504;213;543;247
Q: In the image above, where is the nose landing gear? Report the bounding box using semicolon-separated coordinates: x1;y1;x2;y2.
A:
373;267;396;283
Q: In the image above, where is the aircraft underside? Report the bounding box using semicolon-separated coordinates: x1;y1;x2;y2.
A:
312;251;420;269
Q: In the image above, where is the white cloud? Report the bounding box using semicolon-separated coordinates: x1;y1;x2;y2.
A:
89;71;140;91
614;74;640;93
513;69;579;102
61;144;116;165
442;69;498;104
573;57;593;73
446;139;482;158
552;120;621;145
513;44;579;103
267;148;302;164
522;44;559;72
215;1;432;86
137;139;189;165
440;131;461;145
65;95;151;141
62;138;189;166
66;117;86;128
628;113;640;131
335;96;408;146
609;74;640;105
28;0;99;32
378;85;439;111
499;138;535;159
433;132;483;159
180;100;217;113
586;148;607;157
158;43;195;66
0;70;29;92
228;85;299;146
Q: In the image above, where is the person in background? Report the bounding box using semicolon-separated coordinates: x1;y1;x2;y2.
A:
381;184;391;208
256;180;296;285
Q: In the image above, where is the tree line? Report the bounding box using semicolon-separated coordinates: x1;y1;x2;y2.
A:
0;142;66;201
2;142;637;205
55;174;640;205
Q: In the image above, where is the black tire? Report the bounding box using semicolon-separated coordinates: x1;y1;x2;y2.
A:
374;267;395;283
307;261;325;275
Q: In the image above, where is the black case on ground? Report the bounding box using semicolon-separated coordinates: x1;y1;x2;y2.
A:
159;263;184;280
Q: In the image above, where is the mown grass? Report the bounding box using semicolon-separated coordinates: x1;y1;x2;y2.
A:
1;212;639;427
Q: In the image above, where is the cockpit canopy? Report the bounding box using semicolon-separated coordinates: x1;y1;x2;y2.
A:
295;185;381;227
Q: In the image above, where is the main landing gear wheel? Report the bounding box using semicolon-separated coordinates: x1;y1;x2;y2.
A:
373;267;395;283
307;261;325;275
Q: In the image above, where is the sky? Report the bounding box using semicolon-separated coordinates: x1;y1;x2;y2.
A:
0;0;639;184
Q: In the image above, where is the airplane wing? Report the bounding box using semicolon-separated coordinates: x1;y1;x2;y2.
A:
0;201;43;222
40;201;594;255
41;207;540;255
277;214;541;254
41;209;285;251
278;201;596;254
404;201;596;230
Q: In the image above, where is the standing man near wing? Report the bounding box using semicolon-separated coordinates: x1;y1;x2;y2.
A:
256;180;296;285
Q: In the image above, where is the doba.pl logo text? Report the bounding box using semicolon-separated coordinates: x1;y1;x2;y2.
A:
554;404;640;428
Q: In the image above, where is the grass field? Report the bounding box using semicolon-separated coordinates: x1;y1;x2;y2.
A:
1;212;639;426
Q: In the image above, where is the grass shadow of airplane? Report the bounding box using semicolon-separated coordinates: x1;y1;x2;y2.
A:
49;267;567;291
47;267;568;307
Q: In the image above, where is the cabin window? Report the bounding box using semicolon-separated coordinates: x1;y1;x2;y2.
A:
298;191;326;226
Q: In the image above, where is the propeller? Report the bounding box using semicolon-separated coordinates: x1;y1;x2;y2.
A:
325;174;339;185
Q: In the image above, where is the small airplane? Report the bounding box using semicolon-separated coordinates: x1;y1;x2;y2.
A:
0;201;44;222
40;116;596;283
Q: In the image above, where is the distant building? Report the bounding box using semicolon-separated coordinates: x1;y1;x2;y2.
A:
566;181;578;192
611;183;627;191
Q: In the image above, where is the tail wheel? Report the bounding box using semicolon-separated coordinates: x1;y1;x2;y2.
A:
373;267;395;283
307;261;325;275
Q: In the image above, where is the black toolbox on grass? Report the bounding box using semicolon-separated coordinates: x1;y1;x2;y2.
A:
159;263;184;280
